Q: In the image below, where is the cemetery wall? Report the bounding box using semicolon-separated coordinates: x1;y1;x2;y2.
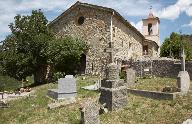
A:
129;59;192;79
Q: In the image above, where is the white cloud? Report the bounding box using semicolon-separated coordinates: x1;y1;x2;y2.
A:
182;20;192;27
82;0;161;17
158;0;192;20
130;21;143;33
186;6;192;16
0;0;158;42
0;0;77;41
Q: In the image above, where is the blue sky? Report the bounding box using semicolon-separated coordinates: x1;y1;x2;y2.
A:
0;0;192;45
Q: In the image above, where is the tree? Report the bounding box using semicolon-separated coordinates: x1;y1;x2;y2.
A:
1;35;33;80
160;32;192;60
1;10;87;84
1;10;53;83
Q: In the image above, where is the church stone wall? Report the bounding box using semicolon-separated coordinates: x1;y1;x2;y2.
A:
50;5;144;76
113;17;143;61
143;41;158;57
50;5;112;75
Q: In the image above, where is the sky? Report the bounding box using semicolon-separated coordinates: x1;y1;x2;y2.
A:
0;0;192;45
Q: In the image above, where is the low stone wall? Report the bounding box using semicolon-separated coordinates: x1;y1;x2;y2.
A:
127;88;180;100
124;58;192;79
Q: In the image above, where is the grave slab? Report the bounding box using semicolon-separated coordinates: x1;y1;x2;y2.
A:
47;75;77;100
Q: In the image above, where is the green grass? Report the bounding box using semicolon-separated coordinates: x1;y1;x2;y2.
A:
0;75;99;124
1;76;192;124
130;77;177;91
0;75;21;92
0;75;34;92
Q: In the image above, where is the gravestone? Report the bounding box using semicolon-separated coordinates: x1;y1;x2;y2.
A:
99;42;127;111
177;71;190;94
47;75;76;100
177;48;190;94
0;92;4;99
125;68;136;87
80;101;100;124
0;101;9;108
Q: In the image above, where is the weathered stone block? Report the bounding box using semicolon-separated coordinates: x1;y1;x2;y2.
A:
47;89;76;100
99;86;128;111
177;71;190;94
80;101;100;124
125;68;136;87
101;79;124;88
106;63;119;80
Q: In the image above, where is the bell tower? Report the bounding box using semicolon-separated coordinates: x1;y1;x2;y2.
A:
142;6;160;49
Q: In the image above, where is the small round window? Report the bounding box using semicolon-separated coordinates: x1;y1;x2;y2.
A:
78;16;85;25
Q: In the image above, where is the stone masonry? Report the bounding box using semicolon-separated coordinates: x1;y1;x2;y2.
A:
80;101;100;124
126;58;192;79
49;2;145;76
99;63;128;111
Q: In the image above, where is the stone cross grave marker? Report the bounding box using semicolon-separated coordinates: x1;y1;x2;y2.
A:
177;48;190;94
181;48;186;71
105;42;118;63
99;62;128;111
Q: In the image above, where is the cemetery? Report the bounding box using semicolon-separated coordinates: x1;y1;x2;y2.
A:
0;75;192;123
0;41;192;123
1;1;192;124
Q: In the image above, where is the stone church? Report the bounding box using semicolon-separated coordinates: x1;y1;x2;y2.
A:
49;1;160;75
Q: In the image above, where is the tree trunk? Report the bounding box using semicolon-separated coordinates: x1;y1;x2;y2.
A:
34;65;53;84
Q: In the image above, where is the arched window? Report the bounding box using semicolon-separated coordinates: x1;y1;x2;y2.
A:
77;16;85;25
143;45;148;55
148;23;152;35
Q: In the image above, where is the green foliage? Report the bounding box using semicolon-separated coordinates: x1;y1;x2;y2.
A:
47;36;87;75
119;71;126;79
1;10;87;83
1;35;33;80
52;72;65;81
160;32;192;60
1;10;53;81
183;38;192;60
0;75;21;92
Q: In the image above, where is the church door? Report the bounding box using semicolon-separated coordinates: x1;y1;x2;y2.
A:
79;54;86;74
143;45;148;55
